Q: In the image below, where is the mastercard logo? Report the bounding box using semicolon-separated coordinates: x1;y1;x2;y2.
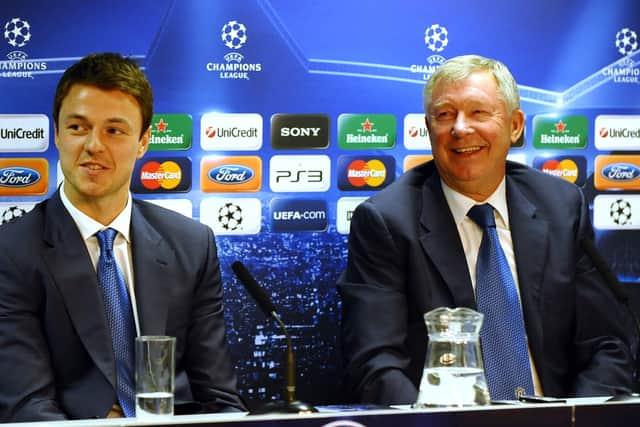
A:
540;158;579;183
346;159;387;188
139;161;182;190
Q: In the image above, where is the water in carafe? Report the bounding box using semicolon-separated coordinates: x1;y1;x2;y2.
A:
414;307;490;407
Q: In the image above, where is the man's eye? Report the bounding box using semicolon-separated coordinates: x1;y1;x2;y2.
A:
67;124;86;132
107;128;125;135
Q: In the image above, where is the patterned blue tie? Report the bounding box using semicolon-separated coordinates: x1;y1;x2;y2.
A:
468;204;534;400
96;228;136;417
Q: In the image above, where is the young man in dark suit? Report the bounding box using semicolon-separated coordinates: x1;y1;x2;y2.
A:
0;53;246;421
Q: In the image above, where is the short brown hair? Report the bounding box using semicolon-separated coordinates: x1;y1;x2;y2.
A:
52;52;153;138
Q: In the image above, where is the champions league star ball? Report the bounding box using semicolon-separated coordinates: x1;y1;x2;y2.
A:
4;17;31;48
424;24;448;53
218;202;243;231
1;206;27;225
610;198;632;226
221;20;247;50
615;27;638;56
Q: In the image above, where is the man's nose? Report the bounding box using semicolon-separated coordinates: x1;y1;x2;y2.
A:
451;114;473;137
84;130;105;152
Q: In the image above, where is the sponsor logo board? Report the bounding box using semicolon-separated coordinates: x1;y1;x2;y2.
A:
269;155;330;192
593;194;640;229
0;157;48;195
337;155;395;191
271;114;329;149
594;155;640;190
269;198;327;232
201;156;262;192
338;114;396;149
0;114;48;152
532;156;586;186
532;115;587;149
132;157;192;193
149;114;192;151
200;113;262;151
200;197;261;235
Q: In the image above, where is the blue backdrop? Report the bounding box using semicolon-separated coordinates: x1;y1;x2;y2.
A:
1;0;639;408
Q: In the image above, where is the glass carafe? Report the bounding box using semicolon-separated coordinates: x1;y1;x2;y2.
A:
414;307;490;407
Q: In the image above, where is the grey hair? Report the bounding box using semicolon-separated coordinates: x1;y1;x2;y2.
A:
423;54;520;113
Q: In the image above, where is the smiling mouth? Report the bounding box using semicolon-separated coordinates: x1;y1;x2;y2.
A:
81;163;107;171
454;146;482;154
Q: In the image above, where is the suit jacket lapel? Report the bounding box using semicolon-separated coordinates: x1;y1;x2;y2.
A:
130;202;173;336
418;172;477;309
41;192;116;388
506;178;549;351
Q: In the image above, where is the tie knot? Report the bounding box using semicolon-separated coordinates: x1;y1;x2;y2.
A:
468;204;496;229
96;227;118;252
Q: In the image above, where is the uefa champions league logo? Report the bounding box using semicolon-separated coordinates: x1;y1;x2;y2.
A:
604;27;639;84
206;19;261;80
615;27;638;56
221;20;247;50
610;198;632;226
1;206;27;225
218;202;244;231
4;17;31;48
424;24;448;53
1;16;48;78
409;23;449;81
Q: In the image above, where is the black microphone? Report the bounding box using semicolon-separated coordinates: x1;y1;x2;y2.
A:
231;261;317;414
580;238;640;393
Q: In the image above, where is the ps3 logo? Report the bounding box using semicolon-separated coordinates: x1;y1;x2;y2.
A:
0;167;40;187
601;163;640;182
274;170;323;183
269;155;330;192
208;164;255;184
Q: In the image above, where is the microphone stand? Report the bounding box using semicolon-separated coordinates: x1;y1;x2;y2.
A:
252;311;317;414
231;261;317;414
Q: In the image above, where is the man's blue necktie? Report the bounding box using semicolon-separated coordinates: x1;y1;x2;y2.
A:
96;228;136;417
467;204;534;400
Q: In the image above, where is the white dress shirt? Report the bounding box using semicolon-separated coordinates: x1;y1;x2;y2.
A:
59;186;141;337
440;178;543;396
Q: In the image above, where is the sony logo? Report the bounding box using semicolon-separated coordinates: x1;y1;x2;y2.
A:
280;127;321;137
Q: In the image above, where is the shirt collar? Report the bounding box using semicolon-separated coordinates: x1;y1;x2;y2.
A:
59;184;133;242
440;177;510;228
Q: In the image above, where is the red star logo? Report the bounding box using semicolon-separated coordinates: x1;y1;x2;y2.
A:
155;118;168;133
554;120;567;133
361;118;374;132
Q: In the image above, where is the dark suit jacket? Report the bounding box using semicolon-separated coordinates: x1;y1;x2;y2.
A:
0;191;246;422
338;160;633;404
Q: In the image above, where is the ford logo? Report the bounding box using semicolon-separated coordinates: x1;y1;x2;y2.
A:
208;164;254;184
602;163;640;182
0;167;41;187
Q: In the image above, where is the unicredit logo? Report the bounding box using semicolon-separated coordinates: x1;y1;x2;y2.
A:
600;128;640;138
601;163;640;181
0;167;40;187
209;164;255;184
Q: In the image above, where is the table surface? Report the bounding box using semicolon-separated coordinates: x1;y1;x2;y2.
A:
5;396;640;427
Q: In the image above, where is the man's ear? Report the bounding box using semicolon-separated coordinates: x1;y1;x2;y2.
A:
510;109;525;145
137;126;151;159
